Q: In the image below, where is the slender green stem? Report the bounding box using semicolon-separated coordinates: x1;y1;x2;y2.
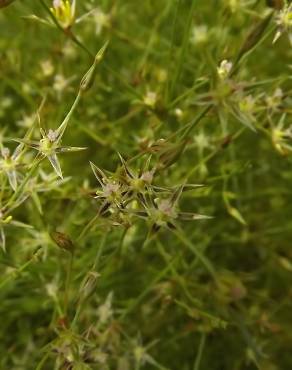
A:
119;255;179;321
39;0;94;59
57;91;82;140
165;0;181;103
71;233;107;327
63;251;74;315
163;105;212;144
92;232;108;270
169;0;196;99
35;351;50;370
184;127;245;181
0;247;43;289
193;333;206;370
179;105;212;140
173;228;218;283
77;213;100;242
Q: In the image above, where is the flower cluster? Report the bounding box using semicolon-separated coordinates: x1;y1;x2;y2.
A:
90;155;210;234
273;2;292;44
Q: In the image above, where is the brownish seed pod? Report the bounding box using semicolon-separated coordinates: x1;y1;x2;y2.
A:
50;231;75;253
266;0;284;10
0;0;16;8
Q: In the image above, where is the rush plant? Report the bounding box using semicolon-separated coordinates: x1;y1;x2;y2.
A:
0;1;291;370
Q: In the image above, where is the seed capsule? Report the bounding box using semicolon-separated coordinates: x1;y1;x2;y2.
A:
50;231;75;253
0;0;16;8
266;0;284;10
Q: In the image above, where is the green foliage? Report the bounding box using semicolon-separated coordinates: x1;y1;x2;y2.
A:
0;0;292;369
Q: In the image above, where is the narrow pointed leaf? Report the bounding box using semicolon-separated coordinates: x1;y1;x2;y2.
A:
10;220;34;228
22;14;53;26
31;192;43;215
117;152;134;178
56;146;87;153
170;184;184;206
0;227;6;253
192;213;214;220
228;206;247;226
13;138;40;150
178;212;213;220
234;12;273;67
7;170;17;191
90;161;107;186
48;153;63;179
